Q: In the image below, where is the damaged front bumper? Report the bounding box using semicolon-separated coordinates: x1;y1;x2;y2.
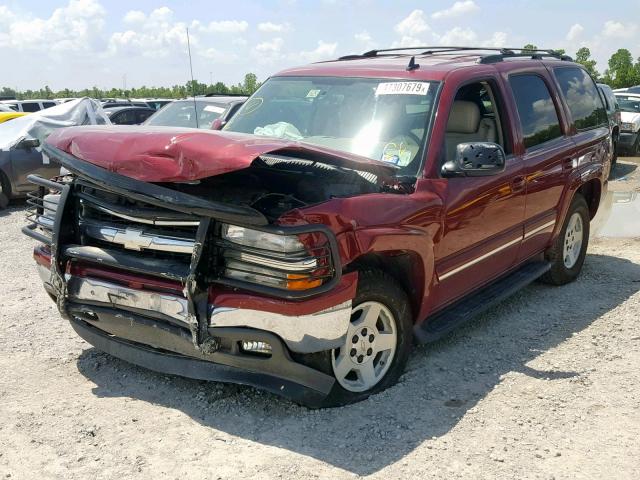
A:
24;144;356;405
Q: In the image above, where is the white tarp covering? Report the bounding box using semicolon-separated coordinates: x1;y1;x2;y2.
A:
0;98;111;151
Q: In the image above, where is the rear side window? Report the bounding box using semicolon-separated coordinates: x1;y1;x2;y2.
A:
554;67;607;130
509;75;562;149
42;102;56;109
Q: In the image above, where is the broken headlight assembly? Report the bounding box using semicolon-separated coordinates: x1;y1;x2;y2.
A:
219;223;331;292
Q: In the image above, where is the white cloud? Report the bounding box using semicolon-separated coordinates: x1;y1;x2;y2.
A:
201;47;237;63
354;31;376;50
437;27;478;45
431;1;479;20
482;31;508;47
256;37;284;54
395;10;430;36
123;10;146;24
258;22;290;33
0;0;107;53
108;7;192;58
202;20;249;33
294;41;338;62
566;23;584;41
602;20;637;38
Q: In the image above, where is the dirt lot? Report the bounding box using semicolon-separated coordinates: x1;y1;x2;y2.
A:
1;159;639;480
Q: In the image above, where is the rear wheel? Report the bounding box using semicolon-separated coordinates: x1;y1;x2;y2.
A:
541;194;590;285
322;270;412;407
0;172;10;209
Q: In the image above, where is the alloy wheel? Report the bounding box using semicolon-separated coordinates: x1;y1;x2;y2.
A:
331;301;397;392
563;212;584;268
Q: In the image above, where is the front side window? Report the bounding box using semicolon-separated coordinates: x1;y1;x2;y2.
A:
554;67;607;130
444;80;506;162
509;74;562;149
224;76;439;176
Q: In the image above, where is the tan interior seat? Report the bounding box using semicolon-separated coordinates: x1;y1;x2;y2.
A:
445;101;497;161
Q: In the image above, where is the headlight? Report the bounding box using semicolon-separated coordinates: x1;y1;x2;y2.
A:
621;122;638;132
220;223;329;291
221;224;305;253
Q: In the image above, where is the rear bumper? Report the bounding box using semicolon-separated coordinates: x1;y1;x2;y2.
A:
69;316;334;407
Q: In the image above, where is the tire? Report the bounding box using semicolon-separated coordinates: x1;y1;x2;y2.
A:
611;137;618;167
541;194;590;285
320;270;412;407
0;172;10;209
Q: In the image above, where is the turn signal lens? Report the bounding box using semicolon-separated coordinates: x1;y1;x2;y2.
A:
286;274;323;291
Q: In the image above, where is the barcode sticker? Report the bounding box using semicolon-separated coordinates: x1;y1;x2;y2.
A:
375;82;429;96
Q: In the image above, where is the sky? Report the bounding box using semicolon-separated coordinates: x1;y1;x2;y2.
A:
1;0;639;91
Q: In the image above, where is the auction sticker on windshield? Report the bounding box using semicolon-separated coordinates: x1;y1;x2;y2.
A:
376;82;429;96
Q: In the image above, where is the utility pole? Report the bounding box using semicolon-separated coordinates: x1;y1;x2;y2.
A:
210;71;213;86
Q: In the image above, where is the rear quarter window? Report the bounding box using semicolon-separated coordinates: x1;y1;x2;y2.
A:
554;67;607;130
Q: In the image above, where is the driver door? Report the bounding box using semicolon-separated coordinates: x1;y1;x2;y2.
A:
433;78;525;308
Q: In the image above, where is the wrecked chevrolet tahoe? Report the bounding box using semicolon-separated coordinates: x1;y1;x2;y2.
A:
24;47;610;407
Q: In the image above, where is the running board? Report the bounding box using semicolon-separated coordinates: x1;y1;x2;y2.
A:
414;261;551;343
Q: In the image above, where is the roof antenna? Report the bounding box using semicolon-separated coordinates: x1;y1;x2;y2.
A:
186;27;199;128
407;56;420;71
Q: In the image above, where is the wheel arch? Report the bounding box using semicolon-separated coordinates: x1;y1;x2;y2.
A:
346;250;427;323
577;178;602;219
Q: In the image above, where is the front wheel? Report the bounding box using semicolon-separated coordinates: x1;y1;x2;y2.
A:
541;194;590;285
322;270;412;407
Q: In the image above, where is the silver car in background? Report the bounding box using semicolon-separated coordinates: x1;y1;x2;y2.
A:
0;98;110;208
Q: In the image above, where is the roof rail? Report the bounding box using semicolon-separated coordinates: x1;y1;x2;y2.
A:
204;93;248;97
336;46;573;63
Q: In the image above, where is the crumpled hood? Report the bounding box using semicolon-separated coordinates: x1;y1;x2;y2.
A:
45;126;397;182
620;111;640;125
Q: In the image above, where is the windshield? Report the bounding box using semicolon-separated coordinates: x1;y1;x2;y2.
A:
617;96;640;113
144;100;226;129
224;76;439;176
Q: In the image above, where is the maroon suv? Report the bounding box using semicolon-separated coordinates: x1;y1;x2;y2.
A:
25;47;610;407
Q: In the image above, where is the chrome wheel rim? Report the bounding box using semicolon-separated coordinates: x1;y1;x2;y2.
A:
331;301;397;393
563;212;583;268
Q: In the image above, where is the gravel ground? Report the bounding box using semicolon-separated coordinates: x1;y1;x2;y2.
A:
1;160;639;479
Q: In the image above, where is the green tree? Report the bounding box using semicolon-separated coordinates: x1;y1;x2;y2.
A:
575;47;599;79
242;73;258;94
604;49;639;88
523;44;538;51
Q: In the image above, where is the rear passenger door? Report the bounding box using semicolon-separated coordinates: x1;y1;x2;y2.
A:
507;73;574;261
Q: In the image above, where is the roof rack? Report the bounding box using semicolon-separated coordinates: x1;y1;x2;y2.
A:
336;46;573;64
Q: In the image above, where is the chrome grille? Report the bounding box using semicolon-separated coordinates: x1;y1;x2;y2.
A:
77;184;199;257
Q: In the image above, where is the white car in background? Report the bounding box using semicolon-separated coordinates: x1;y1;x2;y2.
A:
614;93;640;155
0;99;59;113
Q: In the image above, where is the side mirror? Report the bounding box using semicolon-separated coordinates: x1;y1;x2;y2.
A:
17;138;40;150
441;142;506;177
210;118;226;130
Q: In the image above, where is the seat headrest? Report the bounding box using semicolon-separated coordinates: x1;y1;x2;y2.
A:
446;100;481;134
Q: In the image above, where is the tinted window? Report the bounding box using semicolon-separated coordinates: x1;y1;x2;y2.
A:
509;75;562;149
554;67;607;130
137;110;153;123
111;110;138;124
42;102;56;109
21;102;41;112
598;87;610;111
